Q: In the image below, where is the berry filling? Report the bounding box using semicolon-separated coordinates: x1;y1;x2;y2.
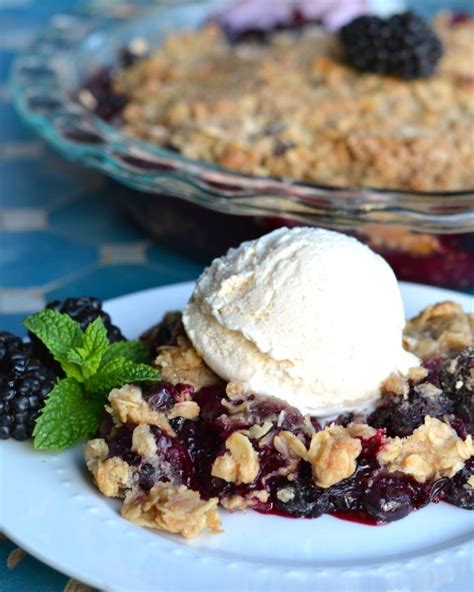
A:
96;340;473;530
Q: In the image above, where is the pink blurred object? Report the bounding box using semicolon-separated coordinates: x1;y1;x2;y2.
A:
215;0;370;37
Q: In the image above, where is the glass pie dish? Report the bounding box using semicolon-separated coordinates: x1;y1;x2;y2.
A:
11;0;474;290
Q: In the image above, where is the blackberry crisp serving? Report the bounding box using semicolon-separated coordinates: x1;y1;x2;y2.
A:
83;228;474;539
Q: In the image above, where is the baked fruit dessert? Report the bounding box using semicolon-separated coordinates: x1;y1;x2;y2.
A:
84;228;474;538
82;10;474;191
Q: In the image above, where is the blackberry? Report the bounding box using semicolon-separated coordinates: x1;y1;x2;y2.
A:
443;458;474;509
439;348;474;433
46;297;124;341
340;11;443;80
31;297;125;365
0;332;56;440
368;375;454;437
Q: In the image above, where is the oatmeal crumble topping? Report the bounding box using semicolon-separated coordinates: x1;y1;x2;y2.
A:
155;335;221;390
121;483;221;539
169;400;200;420
346;423;377;439
247;421;273;441
273;431;307;460
131;424;158;457
403;301;474;360
276;487;296;503
220;490;269;511
113;17;474;191
211;431;260;484
84;438;109;474
307;425;362;488
93;455;132;498
377;416;473;482
108;384;174;435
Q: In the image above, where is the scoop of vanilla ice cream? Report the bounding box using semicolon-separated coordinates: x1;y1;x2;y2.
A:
182;227;418;416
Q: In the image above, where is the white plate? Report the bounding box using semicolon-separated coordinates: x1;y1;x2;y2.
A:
1;281;473;592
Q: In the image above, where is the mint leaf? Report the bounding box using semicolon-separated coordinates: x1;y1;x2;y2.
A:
24;310;83;375
33;378;104;450
102;340;151;364
86;357;160;396
67;318;109;379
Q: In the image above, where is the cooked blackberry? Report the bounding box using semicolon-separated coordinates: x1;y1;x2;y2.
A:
440;348;474;433
340;11;443;80
140;311;183;352
273;470;333;518
0;332;56;440
368;375;454;437
443;458;474;509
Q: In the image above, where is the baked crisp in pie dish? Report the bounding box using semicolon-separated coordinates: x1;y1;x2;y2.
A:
92;12;474;191
84;229;474;538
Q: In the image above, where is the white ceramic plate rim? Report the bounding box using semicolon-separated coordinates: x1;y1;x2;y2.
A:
1;281;473;592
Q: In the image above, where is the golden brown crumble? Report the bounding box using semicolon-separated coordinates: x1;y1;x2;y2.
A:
403;301;474;360
276;487;296;503
377;416;473;482
220;490;269;511
273;431;307;460
346;423;377;439
169;400;200;420
94;456;131;498
247;421;273;441
84;438;109;475
108;384;174;435
307;425;362;488
112;17;474;192
225;381;248;400
381;366;430;398
121;483;221;539
211;432;260;484
155;335;221;391
468;476;474;488
131;424;158;457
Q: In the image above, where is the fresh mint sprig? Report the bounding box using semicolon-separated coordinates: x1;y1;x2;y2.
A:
24;310;160;450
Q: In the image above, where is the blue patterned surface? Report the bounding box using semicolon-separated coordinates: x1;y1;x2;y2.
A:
0;1;202;589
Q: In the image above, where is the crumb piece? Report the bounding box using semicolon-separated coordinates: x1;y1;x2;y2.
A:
404;302;474;360
273;431;307;459
221;490;269;511
346;423;377;439
211;432;260;484
132;424;157;457
221;398;249;415
155;335;220;390
276;487;296;503
408;366;429;382
307;425;362;488
413;382;443;399
468;475;474;488
121;483;221;539
382;372;410;397
378;416;473;482
169;400;200;420
108;384;174;435
94;457;131;498
225;381;248;400
247;421;273;440
84;438;109;475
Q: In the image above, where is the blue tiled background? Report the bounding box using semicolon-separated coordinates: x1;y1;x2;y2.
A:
0;1;202;590
0;3;203;339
